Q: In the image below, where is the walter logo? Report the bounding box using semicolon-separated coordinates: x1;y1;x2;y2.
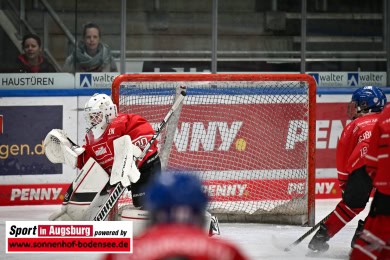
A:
80;74;92;88
0;115;3;134
348;73;359;86
308;73;319;85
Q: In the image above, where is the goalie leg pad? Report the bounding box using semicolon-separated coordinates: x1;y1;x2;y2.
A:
121;209;149;237
73;158;109;194
111;135;142;187
81;189;110;221
57;190;111;221
49;205;68;221
50;158;110;221
49;203;94;221
49;208;74;221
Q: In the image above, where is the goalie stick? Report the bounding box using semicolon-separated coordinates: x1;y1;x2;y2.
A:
283;212;332;252
93;90;187;221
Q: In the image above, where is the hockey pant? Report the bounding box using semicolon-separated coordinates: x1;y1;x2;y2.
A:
324;166;373;237
130;152;161;208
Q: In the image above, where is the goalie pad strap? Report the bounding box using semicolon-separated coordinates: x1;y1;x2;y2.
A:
49;208;73;221
70;193;100;203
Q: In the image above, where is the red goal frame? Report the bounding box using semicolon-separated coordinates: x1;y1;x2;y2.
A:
112;73;317;226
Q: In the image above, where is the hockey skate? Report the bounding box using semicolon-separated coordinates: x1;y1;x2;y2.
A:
351;219;365;248
308;223;330;252
209;215;221;236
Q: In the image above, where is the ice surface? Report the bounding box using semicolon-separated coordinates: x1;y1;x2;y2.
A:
0;199;369;260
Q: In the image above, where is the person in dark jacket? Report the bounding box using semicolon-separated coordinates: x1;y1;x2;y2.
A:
6;34;56;73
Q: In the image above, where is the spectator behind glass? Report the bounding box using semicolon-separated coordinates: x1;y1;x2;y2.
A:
3;34;56;73
63;22;118;73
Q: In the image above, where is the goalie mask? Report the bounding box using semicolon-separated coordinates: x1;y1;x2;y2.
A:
84;93;117;138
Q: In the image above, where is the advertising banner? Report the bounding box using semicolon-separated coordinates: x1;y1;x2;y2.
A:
1;72;386;89
315;103;350;170
315;178;341;199
0;106;63;176
0;73;75;89
0;183;69;206
308;72;387;87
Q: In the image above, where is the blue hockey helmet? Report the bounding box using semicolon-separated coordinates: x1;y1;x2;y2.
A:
348;86;387;119
144;173;208;225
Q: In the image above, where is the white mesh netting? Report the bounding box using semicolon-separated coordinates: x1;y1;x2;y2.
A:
113;76;315;225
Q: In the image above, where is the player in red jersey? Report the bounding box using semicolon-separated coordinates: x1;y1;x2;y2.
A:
77;93;160;208
350;104;390;260
104;173;248;260
308;86;387;252
44;93;161;221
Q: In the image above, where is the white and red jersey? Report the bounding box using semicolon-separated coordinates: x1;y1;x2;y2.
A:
104;224;248;260
336;113;380;190
365;105;390;195
77;113;158;174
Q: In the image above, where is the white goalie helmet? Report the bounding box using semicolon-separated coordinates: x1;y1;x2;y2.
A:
84;93;117;138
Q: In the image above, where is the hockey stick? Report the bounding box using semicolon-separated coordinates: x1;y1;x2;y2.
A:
93;90;187;221
283;212;332;252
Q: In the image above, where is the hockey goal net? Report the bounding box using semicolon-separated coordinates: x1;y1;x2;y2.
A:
111;73;316;226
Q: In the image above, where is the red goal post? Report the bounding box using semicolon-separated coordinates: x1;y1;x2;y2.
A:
112;73;316;226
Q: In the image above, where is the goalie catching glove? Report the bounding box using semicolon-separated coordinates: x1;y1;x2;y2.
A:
43;129;85;168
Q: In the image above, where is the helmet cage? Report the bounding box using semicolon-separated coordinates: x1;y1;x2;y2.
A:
85;109;103;128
